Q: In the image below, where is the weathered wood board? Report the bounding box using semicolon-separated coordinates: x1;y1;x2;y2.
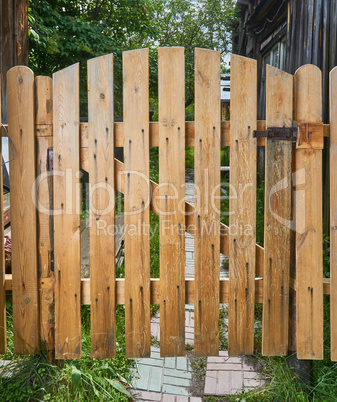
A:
294;65;323;360
7;66;39;354
194;48;221;356
88;54;116;358
262;65;292;356
123;49;151;358
35;76;54;359
158;47;186;357
53;64;81;359
228;55;257;356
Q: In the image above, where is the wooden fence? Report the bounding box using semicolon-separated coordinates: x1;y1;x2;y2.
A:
0;47;335;361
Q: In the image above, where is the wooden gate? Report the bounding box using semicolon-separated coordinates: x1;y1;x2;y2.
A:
0;48;335;361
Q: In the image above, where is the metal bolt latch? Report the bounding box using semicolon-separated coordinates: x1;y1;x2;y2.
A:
253;126;298;142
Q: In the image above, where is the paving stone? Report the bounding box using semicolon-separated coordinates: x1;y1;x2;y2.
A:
132;390;162;401
204;371;217;394
176;357;188;371
162;384;189;396
164;368;192;379
161;394;176;402
163;375;191;387
150;367;164;392
164;357;176;369
140;358;164;368
219;350;229;357
242;360;257;372
243;371;262;380
189;398;203;402
218;370;243;395
134;364;151;390
244;378;265;388
206;363;242;371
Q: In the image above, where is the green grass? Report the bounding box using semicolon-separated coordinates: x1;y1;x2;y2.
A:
0;301;133;401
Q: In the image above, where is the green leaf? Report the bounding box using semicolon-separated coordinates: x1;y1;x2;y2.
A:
70;366;82;387
105;378;132;398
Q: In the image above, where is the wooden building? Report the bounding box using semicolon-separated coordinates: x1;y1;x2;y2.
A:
234;0;337;123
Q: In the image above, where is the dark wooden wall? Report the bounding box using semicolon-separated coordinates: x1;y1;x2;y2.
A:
0;0;28;123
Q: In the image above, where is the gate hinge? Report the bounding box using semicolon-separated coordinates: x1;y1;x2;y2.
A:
253;126;297;142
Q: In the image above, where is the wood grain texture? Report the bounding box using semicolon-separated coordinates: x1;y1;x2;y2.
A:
35;76;55;360
262;65;292;356
123;49;151;358
330;67;337;361
53;64;81;359
194;48;221;356
228;55;257;356
7;66;39;353
88;54;116;358
158;47;185;357
294;64;323;360
0;79;5;353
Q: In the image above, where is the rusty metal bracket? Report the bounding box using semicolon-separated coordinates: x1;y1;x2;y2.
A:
253;126;297;142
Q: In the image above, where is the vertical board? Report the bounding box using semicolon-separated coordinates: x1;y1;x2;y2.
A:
262;65;292;356
88;54;115;358
7;66;39;353
158;47;185;357
35;76;54;359
228;55;257;356
53;64;81;359
330;67;337;361
194;48;221;356
0;78;5;353
123;49;151;358
294;65;323;360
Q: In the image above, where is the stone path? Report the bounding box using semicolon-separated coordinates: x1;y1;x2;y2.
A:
130;183;265;400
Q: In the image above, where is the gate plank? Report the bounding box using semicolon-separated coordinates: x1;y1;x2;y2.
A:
228;55;257;356
158;47;185;356
53;64;81;359
88;54;116;358
35;76;54;359
123;49;151;358
7;66;39;353
330;67;337;361
194;48;221;356
294;65;323;360
262;65;292;356
0;80;5;354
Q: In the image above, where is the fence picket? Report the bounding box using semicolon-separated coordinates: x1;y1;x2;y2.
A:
7;66;39;353
294;65;323;360
53;64;81;359
88;54;116;358
35;76;54;359
0;79;5;354
228;55;257;356
330;67;337;361
194;48;221;356
262;65;292;356
123;49;151;358
158;47;186;357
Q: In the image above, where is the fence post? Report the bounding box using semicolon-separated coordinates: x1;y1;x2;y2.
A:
35;76;54;360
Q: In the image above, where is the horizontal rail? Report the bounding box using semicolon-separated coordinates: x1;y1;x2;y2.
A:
1;122;330;147
3;276;331;304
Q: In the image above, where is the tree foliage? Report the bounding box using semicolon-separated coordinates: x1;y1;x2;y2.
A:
28;0;237;117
